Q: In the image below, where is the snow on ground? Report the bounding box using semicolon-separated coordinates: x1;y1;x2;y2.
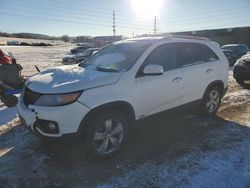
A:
0;46;249;187
99;121;250;188
0;102;19;135
1;44;73;76
0;105;17;126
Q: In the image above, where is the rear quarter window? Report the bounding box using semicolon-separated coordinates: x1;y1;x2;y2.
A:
200;44;219;62
178;43;219;67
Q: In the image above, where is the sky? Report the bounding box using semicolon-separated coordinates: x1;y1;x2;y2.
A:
0;0;250;37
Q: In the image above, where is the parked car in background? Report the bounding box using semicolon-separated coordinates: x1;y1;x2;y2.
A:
233;53;250;85
76;43;94;47
7;41;20;46
70;46;91;54
0;49;16;64
62;48;99;65
18;35;228;159
222;49;235;66
221;44;249;65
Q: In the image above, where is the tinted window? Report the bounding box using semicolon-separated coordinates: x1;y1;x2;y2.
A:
144;44;178;71
179;43;219;66
178;43;204;66
200;44;219;61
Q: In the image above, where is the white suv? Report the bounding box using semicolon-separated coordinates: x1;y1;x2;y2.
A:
18;35;229;158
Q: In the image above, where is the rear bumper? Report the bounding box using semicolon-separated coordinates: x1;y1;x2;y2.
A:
17;99;90;138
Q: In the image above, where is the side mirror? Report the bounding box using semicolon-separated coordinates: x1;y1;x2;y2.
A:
143;64;164;75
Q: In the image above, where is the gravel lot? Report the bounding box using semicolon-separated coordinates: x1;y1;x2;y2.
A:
0;45;249;187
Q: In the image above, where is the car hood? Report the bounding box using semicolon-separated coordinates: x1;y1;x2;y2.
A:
26;65;121;94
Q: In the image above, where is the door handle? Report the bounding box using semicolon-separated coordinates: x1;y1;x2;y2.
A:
206;68;213;73
172;77;182;83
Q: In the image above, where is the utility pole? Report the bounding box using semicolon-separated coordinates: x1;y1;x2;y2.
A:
154;16;157;33
112;10;116;37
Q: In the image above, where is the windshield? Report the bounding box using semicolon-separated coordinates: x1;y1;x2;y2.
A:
80;40;151;72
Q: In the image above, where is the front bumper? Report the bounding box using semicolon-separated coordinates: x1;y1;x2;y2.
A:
17;99;90;138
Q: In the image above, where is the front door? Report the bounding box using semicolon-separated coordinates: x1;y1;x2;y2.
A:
135;43;183;118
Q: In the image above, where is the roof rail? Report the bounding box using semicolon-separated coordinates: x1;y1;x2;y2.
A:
137;33;211;41
137;33;172;38
170;34;211;41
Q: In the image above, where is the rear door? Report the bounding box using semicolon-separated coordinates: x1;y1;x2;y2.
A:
178;43;219;105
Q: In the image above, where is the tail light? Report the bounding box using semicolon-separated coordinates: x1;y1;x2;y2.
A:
2;55;12;64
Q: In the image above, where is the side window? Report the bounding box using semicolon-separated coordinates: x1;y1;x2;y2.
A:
200;44;219;62
143;44;178;71
178;43;205;67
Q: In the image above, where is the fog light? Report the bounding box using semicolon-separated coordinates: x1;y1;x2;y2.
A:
48;122;56;130
34;119;59;134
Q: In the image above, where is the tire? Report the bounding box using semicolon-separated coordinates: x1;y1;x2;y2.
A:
233;66;245;85
1;95;18;107
235;78;244;85
83;110;129;159
201;86;222;115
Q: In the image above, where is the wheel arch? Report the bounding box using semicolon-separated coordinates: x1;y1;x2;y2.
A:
77;101;136;135
203;80;224;98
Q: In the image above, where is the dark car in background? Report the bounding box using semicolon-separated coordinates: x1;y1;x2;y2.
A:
62;48;99;65
233;53;250;85
222;49;235;66
221;44;249;66
70;46;91;54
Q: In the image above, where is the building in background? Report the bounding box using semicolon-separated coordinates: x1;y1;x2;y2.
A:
173;26;250;47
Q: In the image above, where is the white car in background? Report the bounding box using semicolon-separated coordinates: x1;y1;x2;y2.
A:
18;35;229;158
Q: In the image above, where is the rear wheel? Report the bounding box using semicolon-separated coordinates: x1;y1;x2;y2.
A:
83;110;129;159
202;86;222;115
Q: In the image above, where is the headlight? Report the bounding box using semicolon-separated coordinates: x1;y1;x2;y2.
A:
35;91;82;106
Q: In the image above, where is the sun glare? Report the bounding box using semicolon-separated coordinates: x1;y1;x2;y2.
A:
130;0;163;19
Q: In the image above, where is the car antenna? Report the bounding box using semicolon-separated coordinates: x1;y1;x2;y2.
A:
35;65;41;72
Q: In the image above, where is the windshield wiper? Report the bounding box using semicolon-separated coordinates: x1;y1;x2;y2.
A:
78;62;87;68
96;66;119;72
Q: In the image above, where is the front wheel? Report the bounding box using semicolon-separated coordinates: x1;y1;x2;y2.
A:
202;86;222;115
83;110;129;159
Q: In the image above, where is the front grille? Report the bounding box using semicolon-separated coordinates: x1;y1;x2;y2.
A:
23;87;43;107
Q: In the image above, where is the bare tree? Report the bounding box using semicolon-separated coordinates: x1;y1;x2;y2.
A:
61;34;70;42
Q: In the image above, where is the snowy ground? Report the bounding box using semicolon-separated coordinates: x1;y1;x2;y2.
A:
0;46;249;187
0;44;73;75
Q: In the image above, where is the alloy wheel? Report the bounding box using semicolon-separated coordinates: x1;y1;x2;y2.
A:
206;89;220;113
93;119;124;154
